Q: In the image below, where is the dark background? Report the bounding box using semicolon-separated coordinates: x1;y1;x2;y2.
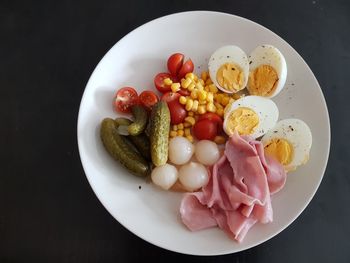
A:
1;0;349;262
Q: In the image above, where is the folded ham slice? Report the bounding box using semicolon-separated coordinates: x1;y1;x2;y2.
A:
180;132;287;242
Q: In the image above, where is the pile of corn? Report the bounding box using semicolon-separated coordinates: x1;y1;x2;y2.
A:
164;71;241;144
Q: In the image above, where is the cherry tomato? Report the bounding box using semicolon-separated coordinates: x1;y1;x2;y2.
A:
161;92;181;103
139;90;159;111
114;87;139;113
154;73;177;93
193;119;218;141
161;92;186;124
168;101;187;124
178;88;190;96
178;59;194;79
167;53;184;76
198;113;223;134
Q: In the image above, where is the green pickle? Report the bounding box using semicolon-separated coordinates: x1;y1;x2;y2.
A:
150;101;171;166
100;118;150;177
128;105;148;136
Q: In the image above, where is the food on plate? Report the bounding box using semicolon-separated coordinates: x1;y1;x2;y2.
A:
139;90;159;111
247;45;287;97
100;118;150;177
100;46;313;243
261;118;312;172
208;45;249;93
127;105;148;136
223;95;279;139
114;87;139;113
150;101;171;166
161;92;187;125
128;133;151;161
180;132;287;242
194;140;220;165
167;53;194;78
168;136;194;165
151;163;178;190
178;162;209;192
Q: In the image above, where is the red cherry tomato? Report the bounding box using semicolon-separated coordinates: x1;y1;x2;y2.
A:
154;73;177;93
178;59;194;79
161;92;181;103
178;88;190;96
198;113;223;134
168;101;187;124
193;119;218;140
167;53;184;76
139;90;159;111
114;87;139;113
161;92;186;124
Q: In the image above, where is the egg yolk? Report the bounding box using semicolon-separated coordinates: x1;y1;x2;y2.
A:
264;138;293;166
248;65;279;96
225;107;259;135
216;63;244;92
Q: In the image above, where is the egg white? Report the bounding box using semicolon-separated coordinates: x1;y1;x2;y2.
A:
208;45;249;93
261;118;312;171
223;95;279;139
248;45;287;98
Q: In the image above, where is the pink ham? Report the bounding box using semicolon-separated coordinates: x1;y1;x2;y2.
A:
180;132;287;242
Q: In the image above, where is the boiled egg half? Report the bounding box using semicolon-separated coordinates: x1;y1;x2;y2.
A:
261;118;312;172
247;45;287;98
208;45;249;93
223;95;279;139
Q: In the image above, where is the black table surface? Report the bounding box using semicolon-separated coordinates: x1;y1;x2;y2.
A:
1;0;349;262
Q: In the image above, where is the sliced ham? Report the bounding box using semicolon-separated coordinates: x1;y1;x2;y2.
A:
180;132;287;242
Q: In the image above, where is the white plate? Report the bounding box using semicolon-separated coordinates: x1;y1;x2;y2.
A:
77;11;330;255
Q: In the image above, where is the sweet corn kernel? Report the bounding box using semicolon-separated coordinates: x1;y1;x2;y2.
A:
185;73;195;80
179;96;187;105
195;82;204;91
199;99;207;105
185;99;193;111
214;102;223;109
217;108;224;117
206;92;214;102
221;96;230;106
192;100;199;112
199;79;205;86
206;102;216;112
201;71;208;81
232;93;241;100
172;125;178;131
197;105;206;114
177;123;184;130
170;130;177;137
171;83;181;92
177;130;184;136
163;78;173;86
184;116;196;126
184;122;191;128
215;94;224;103
198;90;207;101
204;86;210;92
188;83;196;91
186;135;194;143
184;128;191;136
205;78;213;85
209;84;218;93
181;78;192;89
190;90;198;99
214;135;226;145
193;75;198;81
188;111;194;116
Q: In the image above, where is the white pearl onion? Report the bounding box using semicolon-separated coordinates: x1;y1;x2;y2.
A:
151;164;178;190
195;140;220;165
178;162;209;192
168;136;194;165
